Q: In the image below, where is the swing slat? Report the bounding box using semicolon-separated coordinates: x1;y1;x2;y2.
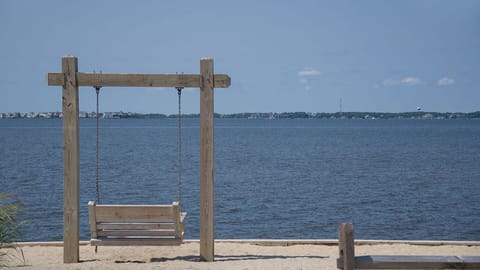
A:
94;204;176;223
97;229;177;237
90;238;183;246
97;223;174;230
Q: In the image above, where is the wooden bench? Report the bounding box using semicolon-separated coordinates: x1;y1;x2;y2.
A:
337;223;480;270
88;201;186;246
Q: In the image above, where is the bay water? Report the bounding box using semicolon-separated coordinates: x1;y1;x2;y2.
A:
1;118;479;241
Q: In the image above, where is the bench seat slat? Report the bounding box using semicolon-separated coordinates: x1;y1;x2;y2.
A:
338;255;480;269
460;256;480;269
354;255;468;269
91;238;183;246
337;223;480;269
97;229;176;237
88;201;186;247
97;223;175;230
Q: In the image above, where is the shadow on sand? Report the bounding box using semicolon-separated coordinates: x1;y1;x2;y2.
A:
150;254;328;263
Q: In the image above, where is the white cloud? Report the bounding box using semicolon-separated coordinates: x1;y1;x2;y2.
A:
298;68;320;91
299;78;311;91
382;76;424;86
437;77;455;86
298;68;321;77
299;78;308;84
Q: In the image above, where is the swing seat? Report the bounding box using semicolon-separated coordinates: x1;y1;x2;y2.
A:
88;201;186;246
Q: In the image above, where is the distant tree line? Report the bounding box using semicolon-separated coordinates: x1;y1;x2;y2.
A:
2;111;480;119
217;111;480;120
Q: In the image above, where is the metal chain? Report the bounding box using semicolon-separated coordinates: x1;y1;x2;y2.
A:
94;86;101;204
176;87;183;210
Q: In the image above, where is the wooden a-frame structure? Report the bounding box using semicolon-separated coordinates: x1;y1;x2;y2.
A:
47;56;231;263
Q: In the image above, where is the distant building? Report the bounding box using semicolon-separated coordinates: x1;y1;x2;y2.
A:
422;113;433;119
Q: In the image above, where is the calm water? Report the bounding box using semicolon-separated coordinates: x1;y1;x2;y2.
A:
1;118;479;241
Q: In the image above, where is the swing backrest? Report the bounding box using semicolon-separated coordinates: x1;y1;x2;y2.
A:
88;201;186;246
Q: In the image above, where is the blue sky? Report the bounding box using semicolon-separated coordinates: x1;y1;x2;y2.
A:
1;0;479;114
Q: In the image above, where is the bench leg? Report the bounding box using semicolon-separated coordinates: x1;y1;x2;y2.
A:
339;223;355;270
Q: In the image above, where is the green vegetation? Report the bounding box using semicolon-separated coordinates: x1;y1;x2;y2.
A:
2;111;480;120
0;194;24;267
120;111;480;119
218;111;480;119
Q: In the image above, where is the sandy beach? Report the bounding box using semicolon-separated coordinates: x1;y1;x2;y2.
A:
3;240;479;270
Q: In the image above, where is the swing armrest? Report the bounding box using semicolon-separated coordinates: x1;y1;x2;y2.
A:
180;212;187;223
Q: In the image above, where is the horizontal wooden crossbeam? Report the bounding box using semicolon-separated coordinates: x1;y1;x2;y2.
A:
47;72;231;88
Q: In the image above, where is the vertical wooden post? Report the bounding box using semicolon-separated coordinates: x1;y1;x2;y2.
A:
199;58;215;262
338;223;355;270
62;56;80;263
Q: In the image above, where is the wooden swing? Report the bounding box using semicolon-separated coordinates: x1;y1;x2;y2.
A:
88;86;187;246
48;57;230;262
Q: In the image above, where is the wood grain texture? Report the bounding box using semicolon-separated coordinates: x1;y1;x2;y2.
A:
96;223;175;231
48;56;231;262
90;238;183;246
96;229;177;237
337;223;480;269
47;73;231;88
88;202;186;247
62;56;80;264
87;201;97;239
338;223;355;270
94;205;175;223
200;58;215;262
353;255;480;269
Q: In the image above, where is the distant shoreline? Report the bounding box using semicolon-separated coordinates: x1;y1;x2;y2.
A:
1;111;480;120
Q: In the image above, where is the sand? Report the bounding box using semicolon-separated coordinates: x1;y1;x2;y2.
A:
3;240;480;270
